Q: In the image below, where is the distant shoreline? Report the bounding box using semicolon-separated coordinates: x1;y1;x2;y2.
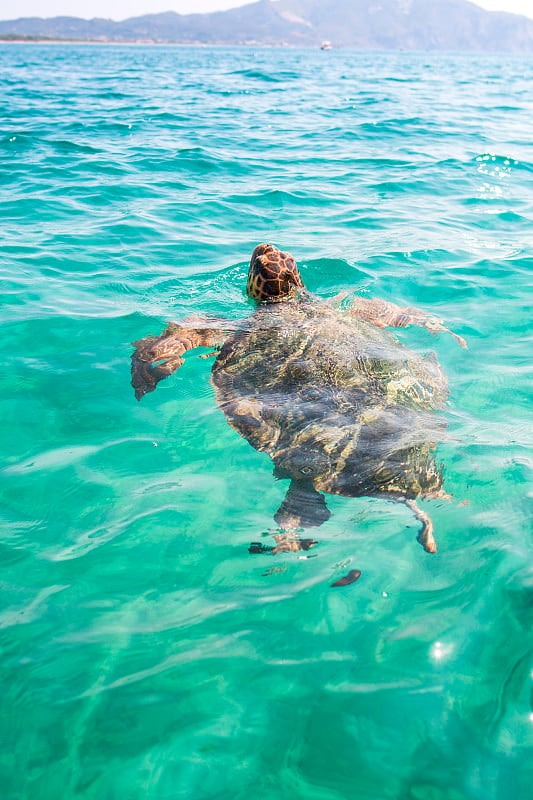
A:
0;38;291;47
0;39;531;55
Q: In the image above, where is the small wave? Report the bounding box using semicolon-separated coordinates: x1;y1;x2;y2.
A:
223;188;335;207
229;68;299;82
146;111;192;124
0;132;36;150
302;257;374;294
60;119;137;135
90;90;134;100
473;153;532;173
368;179;431;194
48;138;103;155
358;116;433;135
147;145;253;176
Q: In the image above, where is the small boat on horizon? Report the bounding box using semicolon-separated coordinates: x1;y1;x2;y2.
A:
320;40;332;50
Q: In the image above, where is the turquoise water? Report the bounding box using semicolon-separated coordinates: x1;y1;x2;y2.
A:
1;43;532;799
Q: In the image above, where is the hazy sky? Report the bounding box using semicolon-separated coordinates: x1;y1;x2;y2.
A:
0;0;532;21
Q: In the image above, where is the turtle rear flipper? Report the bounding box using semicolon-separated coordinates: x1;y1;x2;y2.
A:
248;536;318;555
402;497;437;553
274;480;331;529
248;481;327;556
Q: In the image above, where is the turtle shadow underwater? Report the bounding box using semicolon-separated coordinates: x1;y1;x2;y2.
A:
131;244;466;584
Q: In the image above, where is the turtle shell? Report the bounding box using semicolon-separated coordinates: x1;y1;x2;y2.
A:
211;296;448;501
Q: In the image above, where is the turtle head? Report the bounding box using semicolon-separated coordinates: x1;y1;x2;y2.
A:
273;445;330;482
246;243;304;303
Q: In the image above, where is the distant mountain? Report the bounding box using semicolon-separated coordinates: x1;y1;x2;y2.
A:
0;0;532;52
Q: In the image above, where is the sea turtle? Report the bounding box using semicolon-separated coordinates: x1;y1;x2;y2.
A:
131;244;465;557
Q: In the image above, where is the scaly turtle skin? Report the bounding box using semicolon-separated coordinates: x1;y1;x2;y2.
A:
131;244;466;557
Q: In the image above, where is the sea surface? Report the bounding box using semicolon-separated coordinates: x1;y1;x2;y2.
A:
0;43;532;800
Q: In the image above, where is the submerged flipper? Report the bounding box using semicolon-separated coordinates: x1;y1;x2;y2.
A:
403;497;437;553
337;294;467;348
274;480;331;529
248;481;329;556
131;315;229;400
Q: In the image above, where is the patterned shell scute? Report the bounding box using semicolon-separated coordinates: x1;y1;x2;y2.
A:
247;244;304;302
211;298;449;501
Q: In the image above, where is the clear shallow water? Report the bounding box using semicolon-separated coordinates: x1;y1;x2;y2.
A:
1;43;532;800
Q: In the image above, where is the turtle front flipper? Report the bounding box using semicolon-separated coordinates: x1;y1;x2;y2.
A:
340;295;467;348
131;315;229;400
